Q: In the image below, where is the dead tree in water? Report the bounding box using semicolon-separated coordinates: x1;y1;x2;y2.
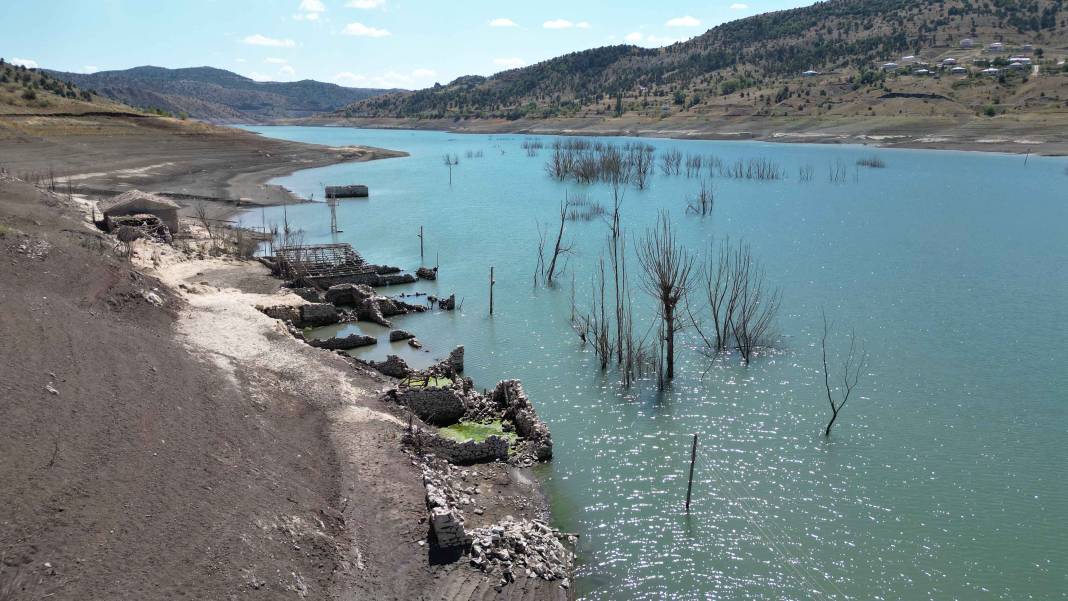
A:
576;257;613;369
637;212;695;385
820;309;868;436
443;154;459;184
626;143;655;190
544;197;573;284
685;179;715;216
690;239;780;363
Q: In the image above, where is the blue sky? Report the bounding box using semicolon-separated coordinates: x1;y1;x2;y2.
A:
2;0;814;89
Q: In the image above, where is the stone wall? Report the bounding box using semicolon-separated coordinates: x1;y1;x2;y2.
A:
413;432;509;465
396;386;466;426
492;380;553;461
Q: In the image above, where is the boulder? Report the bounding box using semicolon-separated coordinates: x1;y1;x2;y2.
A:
389;329;415;342
325;283;375;305
299;303;339;327
259;304;300;324
307;332;376;350
416;266;438;281
370;354;412;378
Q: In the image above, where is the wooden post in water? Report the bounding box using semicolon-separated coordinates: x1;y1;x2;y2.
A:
418;226;424;260
489;266;496;316
685;433;698;512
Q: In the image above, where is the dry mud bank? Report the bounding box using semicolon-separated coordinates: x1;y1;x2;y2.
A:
0;162;568;598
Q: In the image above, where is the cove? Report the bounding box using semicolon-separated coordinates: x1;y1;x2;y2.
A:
239;126;1068;600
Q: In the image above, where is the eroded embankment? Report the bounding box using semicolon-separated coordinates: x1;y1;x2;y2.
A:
140;239;574;599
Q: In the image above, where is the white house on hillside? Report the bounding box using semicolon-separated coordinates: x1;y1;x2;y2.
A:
960;38;975;48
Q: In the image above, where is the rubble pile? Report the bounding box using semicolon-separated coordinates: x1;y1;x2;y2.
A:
468;519;574;588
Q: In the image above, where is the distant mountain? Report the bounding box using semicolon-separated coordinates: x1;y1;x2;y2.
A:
341;0;1068;121
49;66;398;123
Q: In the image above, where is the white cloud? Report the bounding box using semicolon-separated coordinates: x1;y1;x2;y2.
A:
248;71;272;82
334;71;367;85
346;0;384;8
645;35;678;46
83;65;99;73
334;68;434;89
234;58;247;63
493;57;525;69
623;32;678;47
666;16;701;27
294;0;325;20
279;65;297;77
543;19;574;29
243;34;296;47
576;21;591;29
730;3;749;9
342;22;391;37
265;57;289;64
11;57;38;68
489;17;517;27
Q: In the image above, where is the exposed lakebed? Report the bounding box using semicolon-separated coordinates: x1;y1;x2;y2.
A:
240;126;1068;600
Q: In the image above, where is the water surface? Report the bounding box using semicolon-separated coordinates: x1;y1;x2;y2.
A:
240;126;1068;601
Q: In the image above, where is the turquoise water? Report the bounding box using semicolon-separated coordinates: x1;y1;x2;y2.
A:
239;126;1068;600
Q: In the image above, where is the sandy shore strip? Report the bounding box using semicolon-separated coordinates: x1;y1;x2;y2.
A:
0;113;407;222
289;114;1068;156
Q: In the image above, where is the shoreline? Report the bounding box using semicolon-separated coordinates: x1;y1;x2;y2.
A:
278;114;1068;157
0;114;569;598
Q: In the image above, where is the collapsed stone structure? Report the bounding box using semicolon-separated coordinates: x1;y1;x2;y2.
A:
468;519;574;587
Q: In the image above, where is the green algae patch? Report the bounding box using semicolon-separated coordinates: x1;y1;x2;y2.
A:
438;420;516;444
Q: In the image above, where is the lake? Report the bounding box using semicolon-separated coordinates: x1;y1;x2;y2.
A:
239;126;1068;600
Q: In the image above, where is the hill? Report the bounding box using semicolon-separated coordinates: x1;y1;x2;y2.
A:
340;0;1068;128
50;65;397;122
0;58;132;115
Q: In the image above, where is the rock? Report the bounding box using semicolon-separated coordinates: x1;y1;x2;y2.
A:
290;287;322;302
389;329;415;342
408;338;423;349
259;304;300;324
416;266;438;281
378;273;417;286
369;354;412;378
299;303;339;327
448;346;465;373
430;506;470;549
356;298;391;327
307;332;376;350
438;294;456;311
324;283;375;305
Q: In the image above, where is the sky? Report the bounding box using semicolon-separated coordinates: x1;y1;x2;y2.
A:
1;0;816;90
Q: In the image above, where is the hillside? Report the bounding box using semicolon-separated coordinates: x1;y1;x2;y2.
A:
341;0;1068;126
0;58;133;115
50;66;397;123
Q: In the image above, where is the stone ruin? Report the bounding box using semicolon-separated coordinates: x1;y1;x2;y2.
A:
421;458;472;549
414;457;574;588
406;428;509;465
468;519;574;588
467;380;553;463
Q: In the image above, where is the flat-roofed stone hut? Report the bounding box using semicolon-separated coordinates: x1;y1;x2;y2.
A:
99;190;180;234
